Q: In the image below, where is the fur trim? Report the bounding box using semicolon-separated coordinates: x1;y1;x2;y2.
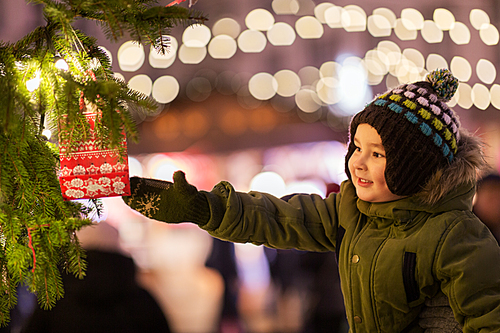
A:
416;129;488;205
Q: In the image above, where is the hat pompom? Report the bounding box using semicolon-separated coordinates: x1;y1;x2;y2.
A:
426;69;459;102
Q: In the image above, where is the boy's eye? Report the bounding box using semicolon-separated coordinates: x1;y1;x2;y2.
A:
373;152;385;158
354;146;361;152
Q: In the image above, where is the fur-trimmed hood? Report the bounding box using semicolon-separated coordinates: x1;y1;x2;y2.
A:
416;129;487;206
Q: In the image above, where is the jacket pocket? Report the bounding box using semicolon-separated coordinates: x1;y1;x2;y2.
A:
403;252;420;303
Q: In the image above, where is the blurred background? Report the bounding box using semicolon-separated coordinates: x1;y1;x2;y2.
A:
2;0;500;332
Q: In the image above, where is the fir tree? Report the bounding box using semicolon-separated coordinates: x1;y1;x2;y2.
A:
0;0;206;326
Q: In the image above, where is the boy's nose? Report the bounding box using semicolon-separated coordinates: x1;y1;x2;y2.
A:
352;154;367;170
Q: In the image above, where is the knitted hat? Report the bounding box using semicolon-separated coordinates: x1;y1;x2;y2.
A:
345;69;461;197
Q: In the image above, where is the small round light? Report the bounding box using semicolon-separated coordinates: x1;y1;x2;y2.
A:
372;8;396;28
319;61;341;79
367;14;392;37
401;8;424;30
212;18;241;38
152;76;179;104
267;22;296;46
208;35;237;59
480;24;500;46
477;59;496;84
402;48;425;71
450;56;472;82
42;129;52;140
314;3;334;24
295;16;324;39
248;72;278;100
316;77;340;104
178;45;207;64
298;66;320;86
490;84;500;110
295;88;321;113
421;20;443;43
470;9;490;30
182;24;211;47
457;83;473;109
272;0;299;15
117;41;145;72
433;8;455;30
149;36;178;69
449;22;471;45
128;74;152;96
246;8;275;31
274;69;301;97
471;83;490;110
324;5;344;28
55;58;69;71
394;18;418;40
342;5;367;32
238;30;267;53
426;54;448;72
26;76;41;92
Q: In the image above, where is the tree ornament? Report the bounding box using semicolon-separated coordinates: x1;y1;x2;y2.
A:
59;100;131;200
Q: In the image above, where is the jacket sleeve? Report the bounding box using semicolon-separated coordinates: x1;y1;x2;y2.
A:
199;180;341;252
435;211;500;332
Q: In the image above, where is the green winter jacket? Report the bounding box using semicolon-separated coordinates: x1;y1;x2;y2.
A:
200;132;500;332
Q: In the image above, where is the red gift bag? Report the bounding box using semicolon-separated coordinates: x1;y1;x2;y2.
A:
58;107;130;200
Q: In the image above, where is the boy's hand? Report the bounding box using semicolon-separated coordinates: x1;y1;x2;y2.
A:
122;171;210;225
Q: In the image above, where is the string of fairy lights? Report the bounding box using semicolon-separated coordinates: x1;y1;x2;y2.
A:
109;1;500;128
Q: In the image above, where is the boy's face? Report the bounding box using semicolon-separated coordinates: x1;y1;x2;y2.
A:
348;123;405;203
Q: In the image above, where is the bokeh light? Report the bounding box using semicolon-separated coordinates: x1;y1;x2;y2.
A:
249;171;286;197
480;24;500;46
212;18;241;38
477;59;496;84
238;30;267;53
208;35;237;59
457;83;473;109
450;56;472;82
152;76;180;104
295;88;322;113
342;5;367;32
401;8;424;30
470;9;490;30
149;36;178;69
433;8;455;30
128;74;152;96
272;0;300;15
421;20;443;43
267;22;296;46
178;45;207;64
274;69;301;97
245;8;275;31
449;22;471;45
394;18;418;40
426;53;448;71
367;14;392;37
248;72;278;100
490;84;500;110
182;24;211;47
324;6;344;28
117;41;145;72
471;83;490;110
314;2;334;24
295;16;324;39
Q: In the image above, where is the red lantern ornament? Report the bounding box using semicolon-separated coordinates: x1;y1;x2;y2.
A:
58;102;130;200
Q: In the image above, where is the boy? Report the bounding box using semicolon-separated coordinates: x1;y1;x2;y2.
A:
123;70;500;331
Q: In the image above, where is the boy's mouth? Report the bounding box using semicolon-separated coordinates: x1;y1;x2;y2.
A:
357;177;373;186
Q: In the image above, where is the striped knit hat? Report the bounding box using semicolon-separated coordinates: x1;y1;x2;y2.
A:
345;69;461;197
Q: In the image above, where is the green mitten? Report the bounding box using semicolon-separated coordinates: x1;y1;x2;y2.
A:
122;171;210;225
